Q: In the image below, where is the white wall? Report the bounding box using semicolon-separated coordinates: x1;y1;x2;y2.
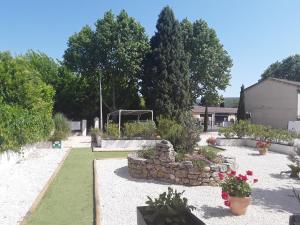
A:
245;79;298;129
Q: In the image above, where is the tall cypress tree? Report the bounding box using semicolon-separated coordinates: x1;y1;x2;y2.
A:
237;85;246;121
204;105;209;132
141;6;191;121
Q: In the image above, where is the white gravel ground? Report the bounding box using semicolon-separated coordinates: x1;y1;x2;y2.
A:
0;147;68;225
96;147;300;225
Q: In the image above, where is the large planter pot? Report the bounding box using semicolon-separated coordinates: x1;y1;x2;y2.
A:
258;148;268;155
289;214;300;225
229;196;251;215
137;206;206;225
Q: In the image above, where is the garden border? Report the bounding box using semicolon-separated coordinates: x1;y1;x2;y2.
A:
216;138;297;155
19;148;71;225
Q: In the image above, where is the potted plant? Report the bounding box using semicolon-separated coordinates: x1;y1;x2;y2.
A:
206;137;216;146
90;128;101;147
219;170;258;215
137;187;206;225
256;140;271;155
50;113;70;149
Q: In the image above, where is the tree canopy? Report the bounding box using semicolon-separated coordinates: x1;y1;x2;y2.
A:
0;52;55;152
261;55;300;81
64;10;149;121
141;6;191;121
181;18;232;103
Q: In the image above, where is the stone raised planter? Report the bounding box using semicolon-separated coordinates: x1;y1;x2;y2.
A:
128;140;236;186
216;138;296;156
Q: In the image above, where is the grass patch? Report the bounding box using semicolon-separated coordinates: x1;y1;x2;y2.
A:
26;148;130;225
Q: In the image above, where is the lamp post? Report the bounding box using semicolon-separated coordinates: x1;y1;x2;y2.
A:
99;74;103;131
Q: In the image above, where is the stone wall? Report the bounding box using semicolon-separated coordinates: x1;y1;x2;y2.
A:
128;140;236;186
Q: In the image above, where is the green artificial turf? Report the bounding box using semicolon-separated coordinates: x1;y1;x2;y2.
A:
26;148;130;225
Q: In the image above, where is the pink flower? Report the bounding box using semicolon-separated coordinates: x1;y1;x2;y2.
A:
218;172;224;180
246;170;253;176
228;170;236;177
253;178;258;183
224;200;230;207
221;191;229;200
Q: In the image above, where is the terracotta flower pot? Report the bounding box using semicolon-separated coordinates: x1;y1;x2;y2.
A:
258;148;268;155
229;196;251;215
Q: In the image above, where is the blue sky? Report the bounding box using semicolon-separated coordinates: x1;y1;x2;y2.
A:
1;0;300;97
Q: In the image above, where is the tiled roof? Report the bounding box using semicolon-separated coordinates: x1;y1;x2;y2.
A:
192;106;237;114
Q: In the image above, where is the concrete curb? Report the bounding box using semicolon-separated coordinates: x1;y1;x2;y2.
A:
94;160;101;225
19;148;72;225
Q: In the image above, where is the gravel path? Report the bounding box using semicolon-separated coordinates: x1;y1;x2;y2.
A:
95;146;300;225
0;148;68;225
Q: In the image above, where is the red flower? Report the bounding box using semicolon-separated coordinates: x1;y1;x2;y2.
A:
218;172;224;180
221;191;229;200
253;178;258;183
246;170;253;176
228;170;236;177
224;200;230;207
237;174;247;181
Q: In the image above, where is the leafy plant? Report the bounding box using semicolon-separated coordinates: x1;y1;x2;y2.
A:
50;113;70;141
220;170;258;201
192;160;209;170
105;122;119;139
144;187;196;225
175;152;185;162
90;128;101;143
123;121;156;139
137;147;156;159
198;147;218;162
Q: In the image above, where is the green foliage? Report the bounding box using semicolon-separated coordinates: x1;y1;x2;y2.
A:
64;10;149;120
192;160;209;170
137;147;156;159
144;187;195;225
90;128;101;143
219;121;300;143
220;175;252;198
237;85;246;121
50;113;70;141
181;18;232;103
141;6;191;121
0;52;54;152
261;54;300;81
198;147;218;161
123;121;156;139
175;152;185;162
157;116;200;153
105;122;119;139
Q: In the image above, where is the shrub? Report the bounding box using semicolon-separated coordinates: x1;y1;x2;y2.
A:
219;126;234;138
144;187;195;225
90;128;101;143
105;122;119;139
137;146;156;159
175;152;185;162
198;147;218;162
50;113;70;141
192;160;209;170
123;121;156;139
157;115;200;153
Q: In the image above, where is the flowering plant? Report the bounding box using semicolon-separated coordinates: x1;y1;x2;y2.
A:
256;140;271;149
206;137;216;145
219;170;258;207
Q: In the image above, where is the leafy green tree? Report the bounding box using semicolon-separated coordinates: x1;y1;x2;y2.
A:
181;19;232;103
0;52;55;152
141;6;191;121
237;85;246;121
64;10;149;121
261;55;300;81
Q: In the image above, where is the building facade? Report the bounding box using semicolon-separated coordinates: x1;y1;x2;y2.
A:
244;78;300;129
